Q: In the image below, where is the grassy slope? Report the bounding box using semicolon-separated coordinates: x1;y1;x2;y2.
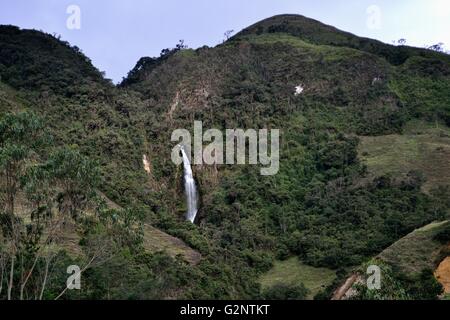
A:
143;224;201;265
359;120;450;192
9;173;201;265
259;257;336;299
2;16;450;299
435;257;450;294
96;192;202;265
235;14;450;66
378;220;449;275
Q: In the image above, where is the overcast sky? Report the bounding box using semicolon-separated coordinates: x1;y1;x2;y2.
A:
1;0;449;83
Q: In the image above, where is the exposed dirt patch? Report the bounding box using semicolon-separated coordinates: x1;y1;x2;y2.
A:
331;274;358;300
98;192;201;265
435;256;450;294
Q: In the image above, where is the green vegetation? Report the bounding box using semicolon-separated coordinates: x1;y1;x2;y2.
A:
0;112;200;300
259;257;336;299
346;221;449;300
379;221;450;275
351;259;410;300
359;120;450;192
0;14;449;300
262;282;309;300
142;224;201;265
236;14;450;66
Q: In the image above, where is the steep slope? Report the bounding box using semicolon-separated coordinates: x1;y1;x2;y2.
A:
0;25;150;207
359;120;450;192
0;23;200;238
122;16;450;135
118;15;450;298
379;221;449;275
0;80;26;112
0;25;107;93
333;221;450;299
234;14;450;66
1;14;450;300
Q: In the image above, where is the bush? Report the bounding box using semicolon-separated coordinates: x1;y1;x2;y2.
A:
262;283;309;300
407;269;444;300
433;225;450;244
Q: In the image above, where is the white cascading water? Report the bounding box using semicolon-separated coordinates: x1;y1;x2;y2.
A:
180;146;198;223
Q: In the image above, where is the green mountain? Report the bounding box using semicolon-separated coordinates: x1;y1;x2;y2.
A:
0;14;449;300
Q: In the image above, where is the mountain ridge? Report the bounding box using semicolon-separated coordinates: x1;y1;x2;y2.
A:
232;14;450;66
0;14;449;300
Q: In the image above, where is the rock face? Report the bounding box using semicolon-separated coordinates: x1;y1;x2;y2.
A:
435;256;450;294
143;154;151;174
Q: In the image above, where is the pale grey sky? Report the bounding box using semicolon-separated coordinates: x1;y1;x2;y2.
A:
1;0;449;82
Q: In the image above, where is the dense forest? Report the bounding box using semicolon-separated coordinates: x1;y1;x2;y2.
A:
0;14;449;300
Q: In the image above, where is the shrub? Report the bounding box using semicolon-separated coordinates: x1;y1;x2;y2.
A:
262;283;309;300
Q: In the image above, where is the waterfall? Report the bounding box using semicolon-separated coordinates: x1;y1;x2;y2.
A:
180;146;198;223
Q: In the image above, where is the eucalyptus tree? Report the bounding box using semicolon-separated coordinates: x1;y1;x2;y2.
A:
44;147;100;220
0;111;47;217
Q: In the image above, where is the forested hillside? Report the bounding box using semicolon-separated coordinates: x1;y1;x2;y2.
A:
0;14;449;300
